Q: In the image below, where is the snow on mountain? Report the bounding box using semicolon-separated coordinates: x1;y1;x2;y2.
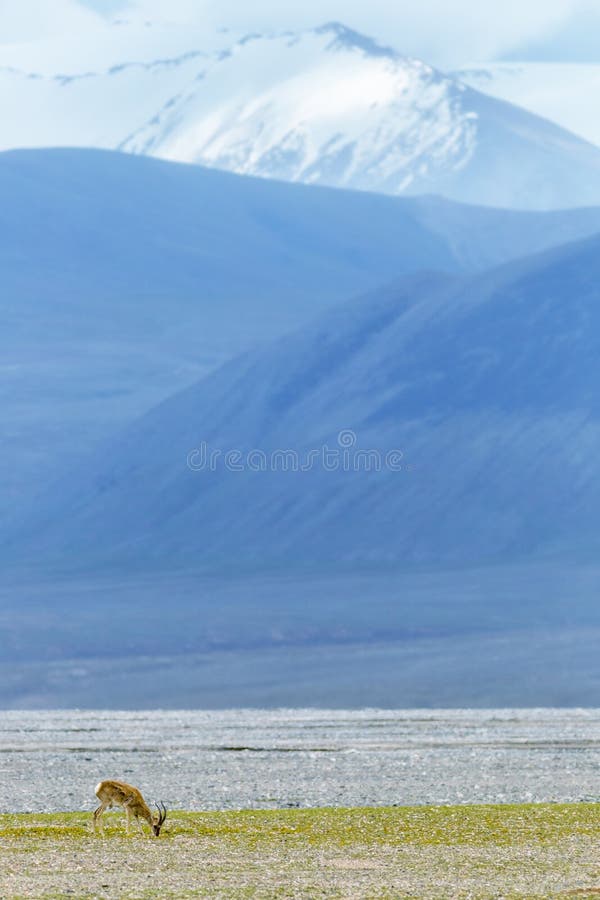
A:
454;62;600;149
9;230;600;572
122;24;478;195
2;19;600;208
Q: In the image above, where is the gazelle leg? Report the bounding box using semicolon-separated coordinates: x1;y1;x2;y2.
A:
93;803;107;834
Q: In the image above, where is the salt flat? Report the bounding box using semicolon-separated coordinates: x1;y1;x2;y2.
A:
2;709;600;814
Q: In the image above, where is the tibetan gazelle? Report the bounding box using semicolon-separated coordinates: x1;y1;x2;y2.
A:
93;780;167;836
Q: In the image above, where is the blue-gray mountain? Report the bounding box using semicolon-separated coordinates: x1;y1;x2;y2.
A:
8;230;600;569
5;148;600;520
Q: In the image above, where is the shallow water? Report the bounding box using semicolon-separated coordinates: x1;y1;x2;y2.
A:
1;709;600;813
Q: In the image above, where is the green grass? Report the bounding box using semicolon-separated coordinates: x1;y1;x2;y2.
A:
2;804;600;898
2;803;600;846
169;803;600;848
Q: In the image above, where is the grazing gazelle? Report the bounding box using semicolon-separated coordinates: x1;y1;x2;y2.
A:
93;780;167;836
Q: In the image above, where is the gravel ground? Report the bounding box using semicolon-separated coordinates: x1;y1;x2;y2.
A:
1;806;600;898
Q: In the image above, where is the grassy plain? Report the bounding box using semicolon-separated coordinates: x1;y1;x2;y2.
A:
1;804;600;898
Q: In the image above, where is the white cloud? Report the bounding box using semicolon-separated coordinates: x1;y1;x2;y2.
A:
4;0;590;66
121;0;589;66
0;0;101;42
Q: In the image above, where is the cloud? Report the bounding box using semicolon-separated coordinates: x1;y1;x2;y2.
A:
79;0;126;13
117;0;589;67
500;0;600;62
0;0;101;42
18;0;590;66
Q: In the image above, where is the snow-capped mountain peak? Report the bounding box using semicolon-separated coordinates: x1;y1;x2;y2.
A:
119;25;478;197
2;19;600;208
315;21;401;59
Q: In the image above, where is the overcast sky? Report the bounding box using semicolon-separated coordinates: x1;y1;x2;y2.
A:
3;0;598;66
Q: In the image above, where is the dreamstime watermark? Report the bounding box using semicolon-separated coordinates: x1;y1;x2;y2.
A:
187;429;404;473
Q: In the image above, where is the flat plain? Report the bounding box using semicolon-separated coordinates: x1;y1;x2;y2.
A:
2;804;600;898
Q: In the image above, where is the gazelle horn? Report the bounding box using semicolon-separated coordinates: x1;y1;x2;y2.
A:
155;801;167;826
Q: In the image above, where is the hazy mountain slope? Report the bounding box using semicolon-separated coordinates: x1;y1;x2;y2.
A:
9;231;600;570
5;147;600;520
454;62;600;149
411;89;600;210
0;147;451;520
3;19;600;208
3;146;456;341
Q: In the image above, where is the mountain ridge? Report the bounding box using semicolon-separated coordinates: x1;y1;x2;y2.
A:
454;62;600;149
2;20;600;208
7;228;600;571
5;147;600;523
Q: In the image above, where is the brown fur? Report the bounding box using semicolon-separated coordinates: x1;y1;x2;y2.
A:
93;780;167;836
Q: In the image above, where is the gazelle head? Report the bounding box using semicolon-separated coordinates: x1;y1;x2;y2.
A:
152;801;168;836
